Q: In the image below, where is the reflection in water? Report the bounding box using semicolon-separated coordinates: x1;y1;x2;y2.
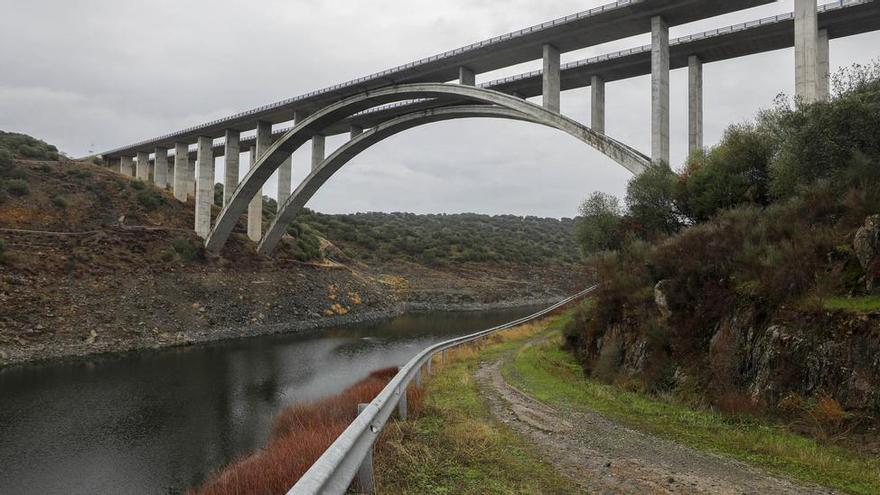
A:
0;305;541;494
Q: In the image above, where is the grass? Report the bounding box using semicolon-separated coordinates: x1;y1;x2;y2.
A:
504;314;880;495
822;295;880;312
374;322;582;494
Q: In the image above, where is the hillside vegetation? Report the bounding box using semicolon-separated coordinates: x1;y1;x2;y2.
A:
567;63;880;437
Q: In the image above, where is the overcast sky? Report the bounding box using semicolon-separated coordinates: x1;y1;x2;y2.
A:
1;1;878;218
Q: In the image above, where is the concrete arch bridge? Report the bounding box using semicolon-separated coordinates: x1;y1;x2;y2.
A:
95;0;880;256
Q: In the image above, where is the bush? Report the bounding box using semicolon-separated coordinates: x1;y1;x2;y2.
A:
50;195;68;209
136;190;163;211
173;238;202;262
0;131;61;161
5;179;30;196
0;149;12;171
130;179;145;190
0;238;6;263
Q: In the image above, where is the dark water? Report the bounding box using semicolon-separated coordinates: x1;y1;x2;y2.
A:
0;306;541;494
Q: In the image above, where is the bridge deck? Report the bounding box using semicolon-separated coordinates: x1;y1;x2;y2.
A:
102;0;778;158
157;0;879;160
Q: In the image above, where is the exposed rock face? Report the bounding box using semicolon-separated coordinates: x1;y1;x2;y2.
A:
854;214;880;290
654;280;672;318
572;308;880;413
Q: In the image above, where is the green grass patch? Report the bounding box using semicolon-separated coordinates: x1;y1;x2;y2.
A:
822;295;880;313
375;333;581;494
505;322;880;495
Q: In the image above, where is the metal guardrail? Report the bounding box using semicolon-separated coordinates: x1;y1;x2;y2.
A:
288;285;598;495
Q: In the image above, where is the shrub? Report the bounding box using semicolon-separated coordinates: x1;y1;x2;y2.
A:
130;179;145;190
0;149;12;171
5;179;30;196
50;195;68;209
0;238;6;263
136;190;163;211
173;238;202;262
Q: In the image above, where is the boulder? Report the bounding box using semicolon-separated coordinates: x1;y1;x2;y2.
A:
853;215;880;290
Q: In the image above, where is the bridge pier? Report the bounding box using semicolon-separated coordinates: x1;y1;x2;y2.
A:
818;28;830;101
795;0;819;103
119;156;133;176
195;136;214;238
311;135;325;172
189;159;196;198
249;122;271;242
652;16;670;164
224;130;240;206
173;143;188;202
459;66;476;86
688;55;704;152
591;75;605;135
154;147;168;189
542;44;561;112
136;152;150;181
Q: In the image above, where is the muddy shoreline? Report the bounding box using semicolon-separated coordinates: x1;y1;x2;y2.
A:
0;295;562;370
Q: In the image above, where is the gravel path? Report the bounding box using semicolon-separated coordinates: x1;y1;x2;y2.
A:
475;348;839;495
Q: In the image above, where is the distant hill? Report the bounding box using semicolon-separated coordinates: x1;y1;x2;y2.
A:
291;210;579;266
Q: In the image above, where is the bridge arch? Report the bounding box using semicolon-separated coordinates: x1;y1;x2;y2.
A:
259;105;547;254
206;83;649;254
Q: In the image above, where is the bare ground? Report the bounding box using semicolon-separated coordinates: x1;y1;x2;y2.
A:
475;347;840;495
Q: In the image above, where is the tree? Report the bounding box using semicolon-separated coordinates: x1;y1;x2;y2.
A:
575;192;624;256
678;124;774;222
626;162;683;238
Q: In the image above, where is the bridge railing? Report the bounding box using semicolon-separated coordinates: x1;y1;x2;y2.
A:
287;285;598;495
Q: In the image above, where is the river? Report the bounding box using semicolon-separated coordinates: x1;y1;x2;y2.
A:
0;305;542;494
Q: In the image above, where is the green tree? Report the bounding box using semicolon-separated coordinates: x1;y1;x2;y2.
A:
575;192;624;256
626;162;682;238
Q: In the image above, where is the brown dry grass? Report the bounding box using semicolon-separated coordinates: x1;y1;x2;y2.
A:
191;367;423;495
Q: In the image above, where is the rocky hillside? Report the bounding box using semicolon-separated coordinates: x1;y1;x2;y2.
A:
0;156;585;367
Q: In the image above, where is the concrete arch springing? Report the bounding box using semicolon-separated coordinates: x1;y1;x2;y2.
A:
206;83;649;254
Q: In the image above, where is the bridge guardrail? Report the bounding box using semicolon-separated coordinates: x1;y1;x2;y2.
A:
288;285;598;495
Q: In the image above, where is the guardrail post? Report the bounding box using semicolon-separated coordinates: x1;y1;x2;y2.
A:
355;403;375;494
397;385;408;420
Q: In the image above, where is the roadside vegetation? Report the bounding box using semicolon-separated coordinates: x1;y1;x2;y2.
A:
192;367;423;495
567;62;880;424
375;321;581;494
505;310;880;495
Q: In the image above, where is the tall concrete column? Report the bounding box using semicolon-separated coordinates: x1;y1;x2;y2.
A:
249;121;271;242
312;135;325;172
120;156;133;176
277;155;292;204
136;152;150;180
590;75;605;135
688;55;704;152
350;125;363;139
194;136;214;238
173;143;188;202
154;147;168;189
795;0;819;103
651;16;670;164
189;159;196;198
542;44;561;112
818;29;830;101
459;66;476;86
224;130;240;206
